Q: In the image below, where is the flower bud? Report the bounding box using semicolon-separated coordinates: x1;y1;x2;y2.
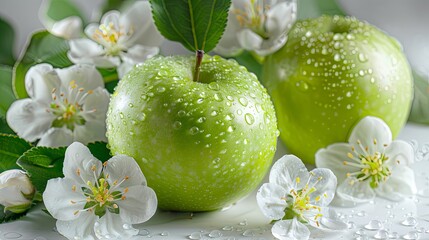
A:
0;170;35;213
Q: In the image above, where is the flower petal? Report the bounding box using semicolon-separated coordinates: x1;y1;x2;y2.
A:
25;63;60;103
336;177;375;203
384;140;415;166
38;127;74;147
50;16;82;39
237;29;263;51
96;212;138;239
315;143;360;184
43;178;87;221
73;120;107;145
375;165;417;201
269;155;309;192
55;64;104;91
265;1;295;37
214;10;243;57
256;183;288;220
6;99;54;142
0;186;31;207
348;116;392;154
56;211;97;240
63;142;102;185
317;208;348;231
68;38;104;60
120;45;159;64
272;218;310;240
116;185;157;224
308;168;337;207
104;155;146;188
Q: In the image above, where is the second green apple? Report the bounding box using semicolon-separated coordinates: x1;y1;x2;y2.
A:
263;15;413;164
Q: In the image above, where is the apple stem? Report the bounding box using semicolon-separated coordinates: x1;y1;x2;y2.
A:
194;50;204;82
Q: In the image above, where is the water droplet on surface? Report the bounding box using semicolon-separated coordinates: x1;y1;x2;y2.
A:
355;229;366;235
244;113;255;125
222;226;233;231
402;231;419;240
242;229;256;237
123;224;132;230
188;232;202;239
239;220;248;226
4;232;22;239
347;221;356;229
34;237;47;240
374;229;389;239
364;220;383;230
401;217;417;226
389;232;399;239
208;230;222;238
160;231;169;236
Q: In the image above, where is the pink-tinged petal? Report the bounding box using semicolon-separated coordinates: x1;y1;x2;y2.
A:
256;183;287;220
349;116;392;154
56;211;97;240
104;155;146;188
63;142;102;185
43;178;87;221
272;218;310;240
269;155;309;192
116;185;157;224
6;99;54;142
38;127;74;147
96;212;138;239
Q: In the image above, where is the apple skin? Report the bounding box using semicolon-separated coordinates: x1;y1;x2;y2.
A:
262;15;413;165
107;55;278;211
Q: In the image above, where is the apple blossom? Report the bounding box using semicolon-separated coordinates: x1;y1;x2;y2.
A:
257;155;346;240
6;64;109;147
67;1;163;77
215;0;297;57
43;142;157;240
316;116;417;202
0;170;35;213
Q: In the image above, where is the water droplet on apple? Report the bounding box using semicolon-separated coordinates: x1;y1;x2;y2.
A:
225;114;234;121
213;93;223;102
173;121;182;129
178;110;186;117
236;109;242;115
358;53;367;62
190;126;199;135
244;113;255;125
172;76;181;81
334;54;341;62
208;82;220;90
211;110;218;116
227;126;234;132
243;139;249;145
296;81;309;92
226;95;234;101
157;86;166;93
119;112;124;119
197;117;206;123
196;98;204;104
239;97;248;107
333;33;343;41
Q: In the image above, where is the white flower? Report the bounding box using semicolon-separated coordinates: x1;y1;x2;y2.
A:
0;170;35;213
43;142;157;240
316;116;417;203
215;0;297;57
6;64;109;147
67;1;163;77
257;155;346;240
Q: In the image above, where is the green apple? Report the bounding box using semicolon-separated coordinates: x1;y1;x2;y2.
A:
262;15;413;165
107;55;278;211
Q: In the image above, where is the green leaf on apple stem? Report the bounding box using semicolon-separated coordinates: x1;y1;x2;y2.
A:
17;146;66;192
150;0;231;53
0;134;32;172
0;17;15;66
13;31;73;99
0;65;16;118
409;70;429;125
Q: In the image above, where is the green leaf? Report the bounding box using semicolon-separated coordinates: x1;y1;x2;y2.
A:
0;117;14;135
0;134;32;172
17;147;66;192
98;68;119;93
87;142;112;162
234;51;263;80
0;17;15;66
150;0;231;52
13;31;73;99
0;65;16;118
297;0;345;19
409;70;429;125
0;204;29;223
102;0;137;14
43;0;85;23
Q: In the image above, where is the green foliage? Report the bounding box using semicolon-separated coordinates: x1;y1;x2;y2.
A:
102;0;137;14
0;204;29;223
0;117;14;135
233;51;263;80
409;71;429;124
0;18;15;66
0;134;32;172
87;142;112;162
98;68;119;93
17;146;66;193
297;0;345;19
150;0;231;53
0;65;15;118
13;31;73;99
43;0;85;23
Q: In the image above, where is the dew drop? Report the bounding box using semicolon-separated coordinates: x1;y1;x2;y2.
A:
214;93;223;102
239;97;248;107
123;224;132;230
119;112;124;119
157;86;166;93
389;232;399;239
160;231;169;236
401;217;417;226
227;126;234;132
239;220;248;226
197;117;206;123
358;53;367;62
208;82;220;90
189;126;199;135
222;226;233;231
208;230;222;238
211;110;218;116
334;53;341;62
364;220;383;230
178;110;186;117
173;121;182;129
244;113;255;125
402;231;419;240
4;232;23;239
355;229;366;235
242;229;255;237
196;98;204;104
188;232;202;239
374;229;389;239
347;221;356;229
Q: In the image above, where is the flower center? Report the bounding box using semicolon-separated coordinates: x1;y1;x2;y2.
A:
344;139;392;188
49;80;95;131
92;22;132;55
71;163;129;218
283;175;325;226
233;0;269;38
